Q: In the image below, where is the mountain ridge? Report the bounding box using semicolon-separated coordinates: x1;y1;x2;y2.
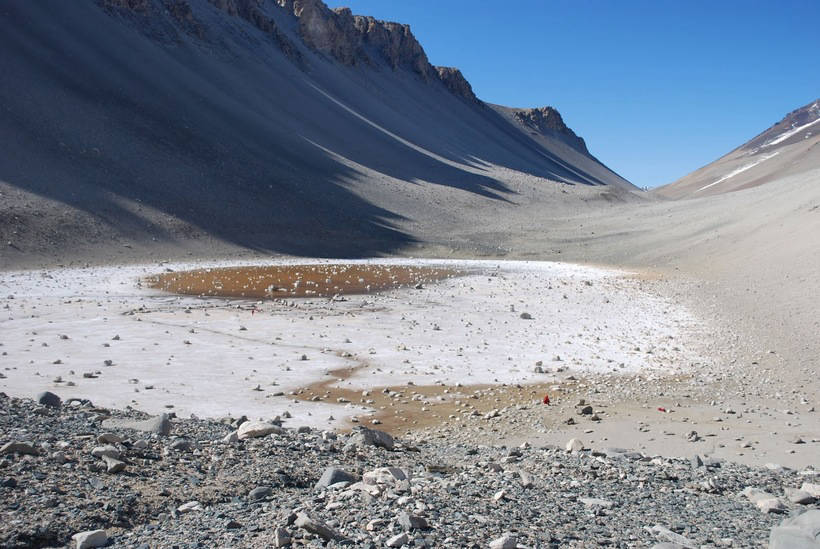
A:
655;98;820;199
0;0;634;267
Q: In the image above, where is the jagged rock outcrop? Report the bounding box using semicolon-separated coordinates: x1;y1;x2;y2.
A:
353;16;432;79
276;0;363;65
513;107;588;154
275;0;432;78
99;0;151;13
435;67;479;103
209;0;302;62
166;0;204;37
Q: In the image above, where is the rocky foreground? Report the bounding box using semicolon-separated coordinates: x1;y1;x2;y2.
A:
1;392;819;548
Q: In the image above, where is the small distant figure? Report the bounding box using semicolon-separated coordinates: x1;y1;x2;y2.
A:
542;393;550;405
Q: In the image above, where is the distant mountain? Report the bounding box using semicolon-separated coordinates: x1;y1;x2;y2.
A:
656;99;820;199
0;0;633;263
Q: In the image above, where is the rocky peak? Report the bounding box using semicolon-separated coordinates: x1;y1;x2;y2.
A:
743;98;820;152
435;67;478;103
513;107;588;154
352;16;432;79
274;0;433;78
271;0;359;65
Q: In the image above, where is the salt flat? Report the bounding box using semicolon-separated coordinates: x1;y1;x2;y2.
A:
0;259;706;429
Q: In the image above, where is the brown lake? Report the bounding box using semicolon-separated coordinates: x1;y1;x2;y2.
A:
145;263;461;299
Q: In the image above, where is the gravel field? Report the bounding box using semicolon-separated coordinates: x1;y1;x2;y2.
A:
3;392;819;548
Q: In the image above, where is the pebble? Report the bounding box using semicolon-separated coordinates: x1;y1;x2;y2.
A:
386;532;409;547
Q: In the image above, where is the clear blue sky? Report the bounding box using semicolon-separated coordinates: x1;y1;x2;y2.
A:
324;0;820;188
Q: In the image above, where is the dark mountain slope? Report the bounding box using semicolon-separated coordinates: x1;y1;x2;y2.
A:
0;0;635;265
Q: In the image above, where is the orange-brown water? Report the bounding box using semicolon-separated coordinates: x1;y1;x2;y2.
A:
146;264;460;299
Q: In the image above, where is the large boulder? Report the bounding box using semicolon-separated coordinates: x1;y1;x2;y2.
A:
237;420;284;440
769;510;820;548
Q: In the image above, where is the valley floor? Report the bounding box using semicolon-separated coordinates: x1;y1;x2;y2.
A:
1;164;819;548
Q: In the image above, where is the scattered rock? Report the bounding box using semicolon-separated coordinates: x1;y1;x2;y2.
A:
580;497;615;509
91;445;120;459
102;455;126;474
274;527;291;547
237;420;283;440
742;487;785;513
650;525;697;548
566;438;584;453
386;532;409;547
36;391;61;408
294;512;344;541
97;433;123;444
345;426;394;450
248;486;273;501
72;529;108;549
801;482;820;498
397;511;430;531
102;413;171;435
315;466;356;490
785;487;816;505
169;438;193;452
177;501;203;513
768;509;820;549
0;441;38;456
489;533;518;549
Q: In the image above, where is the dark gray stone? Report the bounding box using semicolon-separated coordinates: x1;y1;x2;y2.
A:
248;486;272;501
345;426;394;451
398;512;430;531
315;466;356;491
36;391;61;408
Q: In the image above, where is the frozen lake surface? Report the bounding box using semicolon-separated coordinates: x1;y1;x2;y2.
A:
0;258;704;430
